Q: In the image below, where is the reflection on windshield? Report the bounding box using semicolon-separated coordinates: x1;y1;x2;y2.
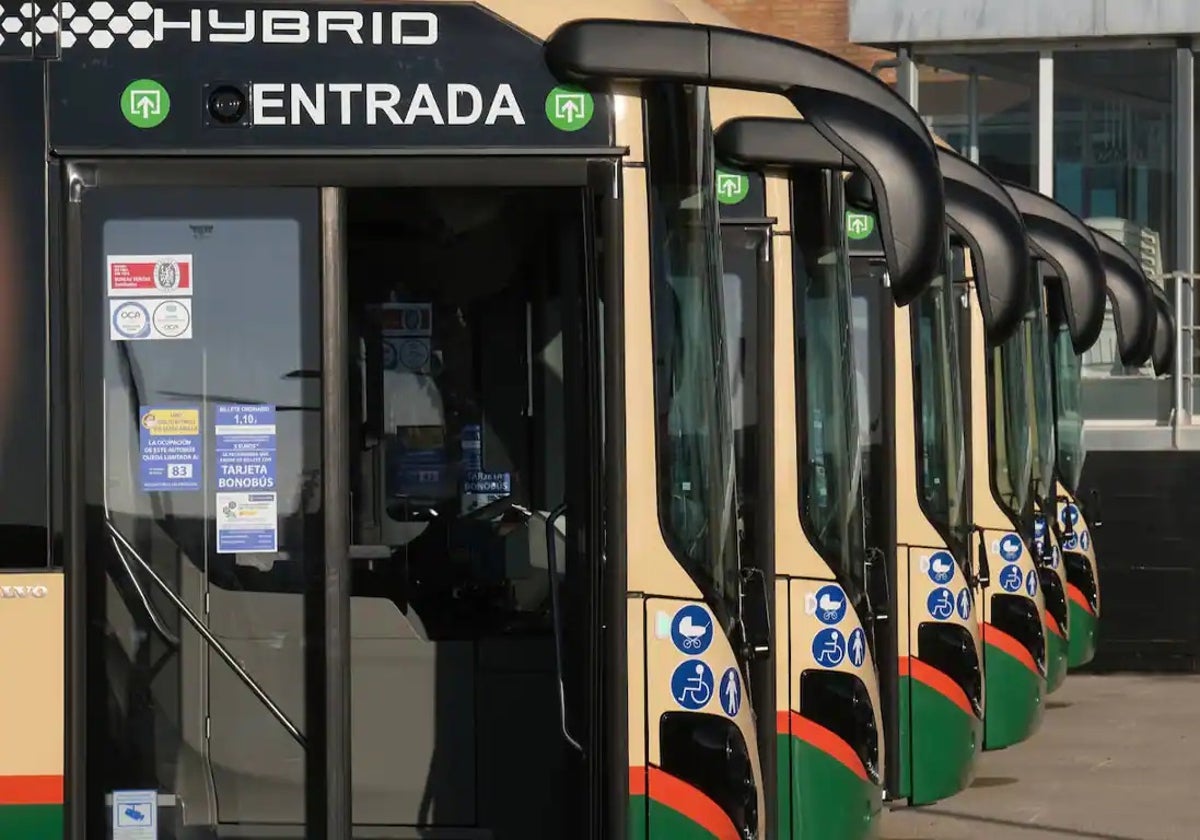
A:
911;257;969;554
1028;277;1056;507
793;170;865;597
1051;323;1085;492
990;295;1033;518
646;84;741;627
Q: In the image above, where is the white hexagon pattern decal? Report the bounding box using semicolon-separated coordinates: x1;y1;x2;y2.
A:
0;0;161;49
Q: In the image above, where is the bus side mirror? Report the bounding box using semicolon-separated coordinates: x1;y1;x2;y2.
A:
1087;487;1103;529
739;567;772;661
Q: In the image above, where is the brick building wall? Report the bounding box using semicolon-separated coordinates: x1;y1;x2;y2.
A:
708;0;895;77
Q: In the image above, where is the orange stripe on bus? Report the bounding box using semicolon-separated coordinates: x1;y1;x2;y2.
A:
1045;611;1065;640
899;655;975;718
776;710;868;781
630;766;741;840
1067;584;1096;616
983;622;1038;675
0;775;63;805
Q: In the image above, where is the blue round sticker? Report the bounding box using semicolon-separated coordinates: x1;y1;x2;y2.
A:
956;587;972;621
812;628;846;668
999;564;1024;592
1080;530;1090;552
670;604;713;655
1034;516;1046;539
813;584;848;625
998;533;1023;563
1025;569;1039;597
719;667;742;717
927;586;956;620
1062;505;1080;528
926;551;956;585
670;660;714;710
847;627;867;668
1063;532;1079;551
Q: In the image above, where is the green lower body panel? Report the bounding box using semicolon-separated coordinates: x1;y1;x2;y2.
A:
631;795;725;839
780;732;881;840
630;768;742;840
905;675;981;805
0;804;62;838
983;642;1045;750
1046;628;1068;694
1068;602;1098;669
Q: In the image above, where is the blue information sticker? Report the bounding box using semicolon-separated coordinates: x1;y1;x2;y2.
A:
670;604;713;655
847;627;867;668
998;533;1023;563
1026;569;1039;597
139;406;201;492
926;551;956;585
927;587;956;620
999;564;1024;592
813;584;848;625
671;660;714;711
1061;504;1080;528
1080;530;1090;552
812;628;846;668
214;404;277;493
719;667;741;717
957;587;972;621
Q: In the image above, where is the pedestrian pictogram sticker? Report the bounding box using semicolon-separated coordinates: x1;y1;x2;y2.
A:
720;667;741;717
1025;569;1039;597
957;587;972;621
847;627;866;668
1080;530;1090;552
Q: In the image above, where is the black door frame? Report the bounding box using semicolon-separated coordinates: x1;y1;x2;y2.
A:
59;155;619;840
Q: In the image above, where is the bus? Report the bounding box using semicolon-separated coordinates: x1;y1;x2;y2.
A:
1004;185;1158;678
0;2;957;838
710;93;943;832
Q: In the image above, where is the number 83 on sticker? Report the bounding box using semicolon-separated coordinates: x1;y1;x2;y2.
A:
167;464;194;479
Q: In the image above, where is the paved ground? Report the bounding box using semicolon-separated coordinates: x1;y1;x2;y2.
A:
880;674;1200;840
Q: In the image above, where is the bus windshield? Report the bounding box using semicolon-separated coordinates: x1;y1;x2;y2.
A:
1051;321;1085;492
990;290;1034;518
792;170;866;594
912;246;970;557
1028;279;1056;508
646;84;741;628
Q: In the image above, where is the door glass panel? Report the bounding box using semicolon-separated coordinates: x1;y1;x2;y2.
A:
82;188;320;837
344;186;597;837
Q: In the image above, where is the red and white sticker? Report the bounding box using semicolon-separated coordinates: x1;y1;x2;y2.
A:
107;254;193;297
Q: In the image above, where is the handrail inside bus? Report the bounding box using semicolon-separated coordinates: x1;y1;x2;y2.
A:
106;520;307;749
108;533;181;648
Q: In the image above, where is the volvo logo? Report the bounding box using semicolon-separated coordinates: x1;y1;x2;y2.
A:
0;585;49;599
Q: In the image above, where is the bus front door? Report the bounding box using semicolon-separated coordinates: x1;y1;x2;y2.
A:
66;165;609;840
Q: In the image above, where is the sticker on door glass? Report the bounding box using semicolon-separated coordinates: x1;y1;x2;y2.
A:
107;254;193;297
139;406;201;492
110;298;192;341
112;789;157;840
216;491;278;554
378;302;433;374
214;404;276;493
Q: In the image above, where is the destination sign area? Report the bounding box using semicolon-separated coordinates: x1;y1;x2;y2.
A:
46;2;614;151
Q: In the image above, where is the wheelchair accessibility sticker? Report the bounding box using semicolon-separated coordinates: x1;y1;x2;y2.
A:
998;533;1023;562
920;551;956;585
1063;532;1079;551
927;587;955;620
671;660;714;710
670;604;713;655
805;583;847;625
812;628;846;667
999;564;1024;593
